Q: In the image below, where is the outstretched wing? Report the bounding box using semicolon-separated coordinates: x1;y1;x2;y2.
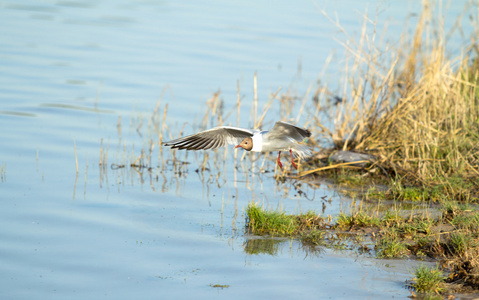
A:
268;121;311;141
163;126;253;150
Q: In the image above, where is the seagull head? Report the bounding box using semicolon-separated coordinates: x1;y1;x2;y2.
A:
235;137;253;151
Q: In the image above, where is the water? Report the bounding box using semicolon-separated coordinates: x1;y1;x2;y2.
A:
0;1;473;299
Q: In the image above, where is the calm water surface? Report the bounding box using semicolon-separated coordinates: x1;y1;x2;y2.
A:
0;1;473;299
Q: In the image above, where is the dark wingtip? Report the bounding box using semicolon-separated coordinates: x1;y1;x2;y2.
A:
306;128;312;137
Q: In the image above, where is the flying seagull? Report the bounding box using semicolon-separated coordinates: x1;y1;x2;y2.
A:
163;121;311;169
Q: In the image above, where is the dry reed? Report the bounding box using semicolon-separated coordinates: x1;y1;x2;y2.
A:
313;2;479;195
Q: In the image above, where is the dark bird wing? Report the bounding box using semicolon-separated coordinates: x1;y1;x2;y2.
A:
163;126;254;150
268;121;311;141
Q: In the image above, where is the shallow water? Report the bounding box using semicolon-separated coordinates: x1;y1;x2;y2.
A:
0;1;474;299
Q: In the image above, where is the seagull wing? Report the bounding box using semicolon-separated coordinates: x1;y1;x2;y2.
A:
163;126;253;150
268;121;311;141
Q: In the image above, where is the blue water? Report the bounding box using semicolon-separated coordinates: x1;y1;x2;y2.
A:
0;1;474;299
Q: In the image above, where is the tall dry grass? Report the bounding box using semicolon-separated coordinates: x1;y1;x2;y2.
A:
317;2;479;194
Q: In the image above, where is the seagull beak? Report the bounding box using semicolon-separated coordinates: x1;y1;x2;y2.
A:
234;145;241;149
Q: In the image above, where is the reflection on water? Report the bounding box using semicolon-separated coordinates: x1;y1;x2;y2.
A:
244;237;326;258
244;236;329;258
40;103;115;114
0;110;37;117
244;237;286;256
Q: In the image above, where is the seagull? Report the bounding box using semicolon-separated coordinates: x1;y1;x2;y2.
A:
163;121;312;169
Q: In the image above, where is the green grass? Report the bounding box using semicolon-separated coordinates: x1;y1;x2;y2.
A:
381;210;404;225
449;232;476;256
246;202;325;237
375;235;409;258
411;264;445;294
397;218;435;236
450;213;479;231
333;171;369;186
336;212;381;229
246;203;298;236
363;176;479;204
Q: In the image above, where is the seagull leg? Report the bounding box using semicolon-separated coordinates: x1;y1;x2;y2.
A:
290;150;298;169
277;151;283;169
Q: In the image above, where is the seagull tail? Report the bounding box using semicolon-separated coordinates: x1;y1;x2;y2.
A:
291;144;312;159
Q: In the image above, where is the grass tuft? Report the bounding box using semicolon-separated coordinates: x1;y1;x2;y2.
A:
448;232;476;256
375;234;409;258
246;202;298;236
336;212;380;229
411;264;445;294
246;202;326;237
